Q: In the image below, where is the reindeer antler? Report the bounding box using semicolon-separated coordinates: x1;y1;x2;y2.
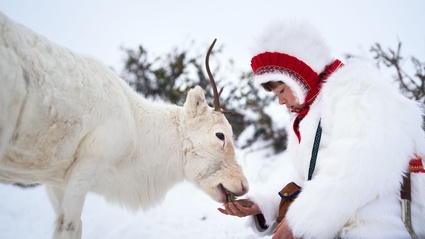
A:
205;38;222;112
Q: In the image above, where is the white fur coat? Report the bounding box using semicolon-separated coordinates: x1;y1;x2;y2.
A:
246;59;425;238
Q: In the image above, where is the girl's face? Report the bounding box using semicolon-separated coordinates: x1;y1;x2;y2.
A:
271;82;305;112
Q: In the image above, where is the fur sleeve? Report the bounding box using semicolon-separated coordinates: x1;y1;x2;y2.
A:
245;191;280;236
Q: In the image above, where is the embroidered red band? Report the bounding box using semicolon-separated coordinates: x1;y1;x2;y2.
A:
410;156;425;173
251;52;320;94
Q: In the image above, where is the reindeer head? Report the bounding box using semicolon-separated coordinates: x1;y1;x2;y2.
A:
182;39;248;203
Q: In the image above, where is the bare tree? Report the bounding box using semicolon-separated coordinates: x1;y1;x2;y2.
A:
120;41;288;153
370;42;425;105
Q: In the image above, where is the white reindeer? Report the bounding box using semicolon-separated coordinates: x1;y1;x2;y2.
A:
0;12;248;239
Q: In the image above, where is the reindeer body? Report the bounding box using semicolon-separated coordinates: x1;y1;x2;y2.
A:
0;11;248;239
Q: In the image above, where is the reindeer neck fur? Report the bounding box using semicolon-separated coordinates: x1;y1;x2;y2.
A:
94;82;189;210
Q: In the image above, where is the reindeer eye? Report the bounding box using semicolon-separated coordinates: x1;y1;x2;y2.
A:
215;132;225;141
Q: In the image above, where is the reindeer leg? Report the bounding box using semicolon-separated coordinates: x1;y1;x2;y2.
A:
52;155;100;239
51;122;126;239
46;184;64;215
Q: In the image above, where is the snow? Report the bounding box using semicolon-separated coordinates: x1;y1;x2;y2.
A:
0;146;294;239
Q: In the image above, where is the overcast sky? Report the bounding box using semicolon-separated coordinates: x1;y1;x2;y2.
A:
1;0;424;75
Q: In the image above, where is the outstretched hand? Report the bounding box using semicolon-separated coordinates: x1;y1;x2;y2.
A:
217;199;260;217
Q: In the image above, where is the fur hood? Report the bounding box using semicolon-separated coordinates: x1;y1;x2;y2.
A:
250;19;333;73
250;19;335;105
246;58;425;238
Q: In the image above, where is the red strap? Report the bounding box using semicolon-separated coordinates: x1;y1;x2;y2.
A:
292;59;343;142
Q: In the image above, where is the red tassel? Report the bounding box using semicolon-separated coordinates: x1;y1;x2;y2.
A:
410;156;425;173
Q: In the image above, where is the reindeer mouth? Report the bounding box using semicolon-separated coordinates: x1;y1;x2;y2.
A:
218;183;236;203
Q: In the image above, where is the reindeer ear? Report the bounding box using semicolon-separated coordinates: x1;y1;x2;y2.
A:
184;86;209;117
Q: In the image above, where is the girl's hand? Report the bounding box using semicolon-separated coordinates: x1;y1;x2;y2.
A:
217;199;260;217
273;220;297;239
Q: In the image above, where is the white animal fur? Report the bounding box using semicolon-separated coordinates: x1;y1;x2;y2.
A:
0;11;248;239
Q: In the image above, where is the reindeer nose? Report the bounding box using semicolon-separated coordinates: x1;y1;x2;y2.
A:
241;180;249;194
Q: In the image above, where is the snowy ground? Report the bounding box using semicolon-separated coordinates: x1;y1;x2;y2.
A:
0;147;293;239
